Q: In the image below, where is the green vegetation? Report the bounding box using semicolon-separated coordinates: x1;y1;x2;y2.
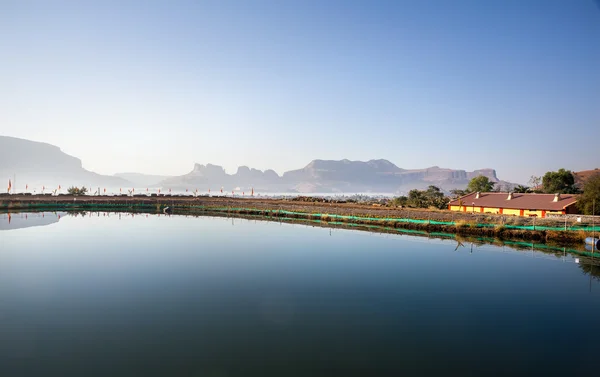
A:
390;196;408;207
450;189;469;198
67;186;88;195
450;176;497;198
466;175;496;193
391;185;449;209
512;185;531;193
541;168;579;194
577;174;600;215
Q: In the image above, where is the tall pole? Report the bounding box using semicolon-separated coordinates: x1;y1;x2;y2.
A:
591;199;595;293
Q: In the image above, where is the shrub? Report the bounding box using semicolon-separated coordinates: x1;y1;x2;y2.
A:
67;186;88;195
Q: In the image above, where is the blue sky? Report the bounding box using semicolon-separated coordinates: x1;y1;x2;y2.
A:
1;0;599;184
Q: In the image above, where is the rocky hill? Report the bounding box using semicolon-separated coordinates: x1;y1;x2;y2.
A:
1;136;513;194
113;172;170;188
158;159;510;194
0;136;129;191
573;169;600;188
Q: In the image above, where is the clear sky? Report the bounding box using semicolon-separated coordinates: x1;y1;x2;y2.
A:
1;0;599;184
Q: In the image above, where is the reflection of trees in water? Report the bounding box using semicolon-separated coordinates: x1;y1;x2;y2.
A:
23;210;600;279
577;258;600;281
454;234;600;281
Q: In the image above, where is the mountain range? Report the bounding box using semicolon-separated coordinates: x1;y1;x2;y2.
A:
156;160;509;194
1;136;512;194
1;136;128;192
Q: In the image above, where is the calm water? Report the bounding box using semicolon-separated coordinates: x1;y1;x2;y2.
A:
1;212;599;376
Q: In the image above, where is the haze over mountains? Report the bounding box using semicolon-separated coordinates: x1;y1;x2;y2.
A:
159;160;507;194
1;136;128;191
2;136;509;194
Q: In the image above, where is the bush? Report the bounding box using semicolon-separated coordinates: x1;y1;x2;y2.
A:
577;174;600;215
391;186;449;210
542;168;579;194
67;186;88;195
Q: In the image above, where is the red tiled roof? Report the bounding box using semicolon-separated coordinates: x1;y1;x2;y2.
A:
449;192;578;211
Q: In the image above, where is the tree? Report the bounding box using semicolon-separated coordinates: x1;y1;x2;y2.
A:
577;174;600;215
512;185;531;193
528;176;541;189
396;186;450;209
542;168;578;194
407;189;427;208
450;189;469;198
67;186;88;195
390;196;408;207
467;175;496;193
423;185;449;209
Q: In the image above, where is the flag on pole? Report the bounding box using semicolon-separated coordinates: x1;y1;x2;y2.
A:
7;179;11;193
7;213;11;224
251;187;254;196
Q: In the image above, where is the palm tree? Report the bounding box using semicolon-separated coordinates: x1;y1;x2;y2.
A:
513;185;530;193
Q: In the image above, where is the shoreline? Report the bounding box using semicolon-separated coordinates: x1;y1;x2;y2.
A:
1;194;598;247
2;207;599;261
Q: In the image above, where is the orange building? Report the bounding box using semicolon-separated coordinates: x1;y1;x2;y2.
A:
448;192;579;218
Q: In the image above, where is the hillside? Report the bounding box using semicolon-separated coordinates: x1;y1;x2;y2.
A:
113;172;170;188
574;169;600;188
158;159;510;194
1;136;514;194
1;136;129;191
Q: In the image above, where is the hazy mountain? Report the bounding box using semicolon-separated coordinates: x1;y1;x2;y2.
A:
1;136;129;191
158;164;288;192
1;136;513;194
113;172;170;188
158;159;510;194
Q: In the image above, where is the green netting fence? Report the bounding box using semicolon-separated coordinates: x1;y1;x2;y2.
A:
193;206;600;232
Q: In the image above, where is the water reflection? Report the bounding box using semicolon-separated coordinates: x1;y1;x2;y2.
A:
1;212;599;376
0;212;66;231
2;211;598;277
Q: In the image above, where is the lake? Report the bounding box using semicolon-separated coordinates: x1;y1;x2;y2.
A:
1;212;599;376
